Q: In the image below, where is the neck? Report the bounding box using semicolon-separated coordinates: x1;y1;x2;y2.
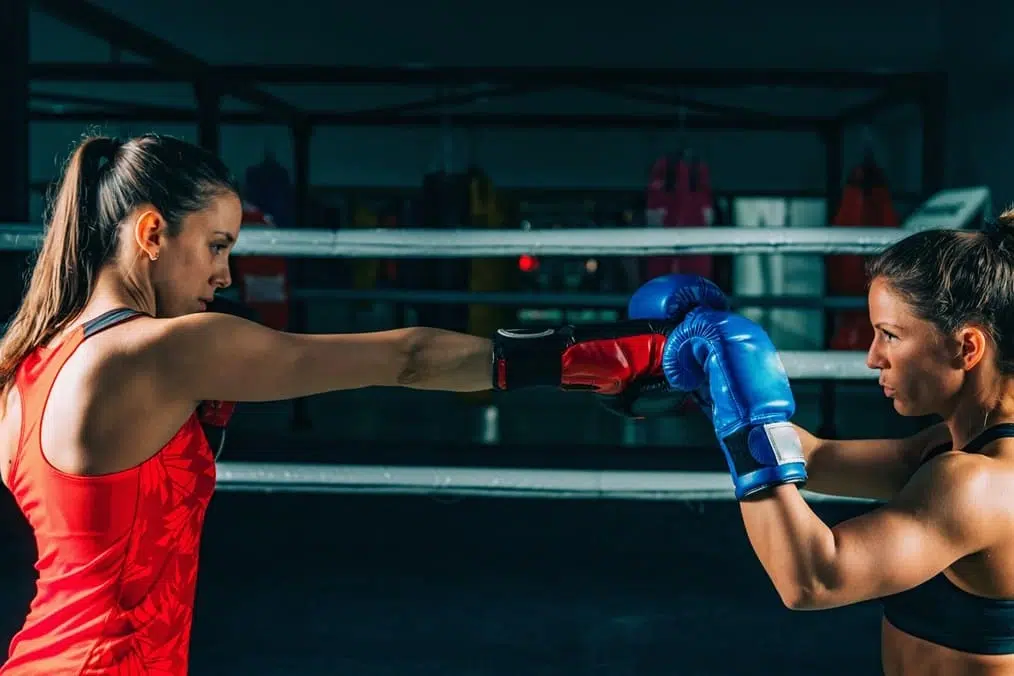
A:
87;263;156;319
945;372;1014;449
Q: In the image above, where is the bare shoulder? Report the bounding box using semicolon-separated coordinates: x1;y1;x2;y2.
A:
120;311;272;361
71;315;172;382
82;313;225;376
902;450;1014;541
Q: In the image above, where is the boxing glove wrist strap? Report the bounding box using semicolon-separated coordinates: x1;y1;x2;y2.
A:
492;328;566;390
720;421;807;499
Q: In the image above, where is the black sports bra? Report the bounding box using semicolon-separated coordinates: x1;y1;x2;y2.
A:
881;423;1014;655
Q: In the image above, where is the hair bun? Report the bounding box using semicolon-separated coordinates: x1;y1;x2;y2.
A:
990;208;1014;236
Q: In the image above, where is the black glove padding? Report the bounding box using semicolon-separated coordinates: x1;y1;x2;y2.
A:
597;376;693;419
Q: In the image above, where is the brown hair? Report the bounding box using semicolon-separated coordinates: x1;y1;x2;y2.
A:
867;208;1014;373
0;133;238;405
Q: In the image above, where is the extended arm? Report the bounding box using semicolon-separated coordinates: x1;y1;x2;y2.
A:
147;304;700;407
150;313;493;404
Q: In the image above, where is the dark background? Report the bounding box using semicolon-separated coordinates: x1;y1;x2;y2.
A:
0;0;998;673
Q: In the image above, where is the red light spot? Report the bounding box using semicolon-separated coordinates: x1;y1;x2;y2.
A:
518;255;538;272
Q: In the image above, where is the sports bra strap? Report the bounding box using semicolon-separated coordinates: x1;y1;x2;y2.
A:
82;308;146;338
922;423;1014;465
965;423;1014;454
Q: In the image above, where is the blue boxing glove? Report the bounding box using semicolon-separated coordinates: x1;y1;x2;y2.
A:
628;274;729;323
664;308;806;499
605;274;729;417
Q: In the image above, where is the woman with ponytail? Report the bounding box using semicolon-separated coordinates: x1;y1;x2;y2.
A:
0;134;500;674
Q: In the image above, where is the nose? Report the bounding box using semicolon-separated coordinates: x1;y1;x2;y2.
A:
213;265;231;290
866;337;887;371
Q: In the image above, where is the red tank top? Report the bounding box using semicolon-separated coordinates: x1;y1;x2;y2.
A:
1;309;217;675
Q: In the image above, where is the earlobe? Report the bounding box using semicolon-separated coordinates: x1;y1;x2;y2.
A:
133;210;163;261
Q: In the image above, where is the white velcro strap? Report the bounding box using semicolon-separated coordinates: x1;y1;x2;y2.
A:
763;422;805;465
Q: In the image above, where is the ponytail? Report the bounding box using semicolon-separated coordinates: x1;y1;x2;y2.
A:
0;136;120;406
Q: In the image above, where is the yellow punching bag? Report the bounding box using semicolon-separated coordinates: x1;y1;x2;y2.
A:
464;169;507;404
351;203;380;303
467;169;508;335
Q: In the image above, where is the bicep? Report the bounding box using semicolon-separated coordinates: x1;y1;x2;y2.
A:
816;460;995;607
149;313;413;403
822;505;958;604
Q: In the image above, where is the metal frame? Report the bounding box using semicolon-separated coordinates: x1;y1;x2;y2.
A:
26;0;948;190
24;0;950;438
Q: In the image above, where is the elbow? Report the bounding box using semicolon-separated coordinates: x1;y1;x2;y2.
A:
776;567;840;611
778;583;824;611
394;327;428;386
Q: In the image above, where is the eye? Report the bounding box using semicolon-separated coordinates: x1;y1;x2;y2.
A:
210;243;229;255
880;329;898;342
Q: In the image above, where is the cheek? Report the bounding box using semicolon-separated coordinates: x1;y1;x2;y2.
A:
901;348;963;399
169;244;207;274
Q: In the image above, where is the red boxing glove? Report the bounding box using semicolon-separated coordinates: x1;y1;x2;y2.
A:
197;400;236;459
198;400;236;427
492;321;687;417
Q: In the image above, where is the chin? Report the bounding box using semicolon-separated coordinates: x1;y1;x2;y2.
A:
892;398;930;417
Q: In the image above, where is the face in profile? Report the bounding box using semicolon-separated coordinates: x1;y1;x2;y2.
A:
148;192;243;317
865;276;966;416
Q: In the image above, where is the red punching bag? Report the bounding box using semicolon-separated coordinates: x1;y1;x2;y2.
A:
827;155;899;350
232;203;291;331
644;153;715;283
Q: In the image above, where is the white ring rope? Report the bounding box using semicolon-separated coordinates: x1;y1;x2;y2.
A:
214;462;875;504
0;224;906;256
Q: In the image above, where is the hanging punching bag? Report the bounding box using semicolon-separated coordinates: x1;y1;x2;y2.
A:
466;166;508;340
644;153;715;283
233;203;290;331
827;155;899;350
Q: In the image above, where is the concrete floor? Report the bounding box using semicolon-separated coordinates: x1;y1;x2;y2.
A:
1;491;884;675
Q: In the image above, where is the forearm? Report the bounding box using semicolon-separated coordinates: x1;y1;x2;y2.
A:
398;327;493;392
739;484;839;609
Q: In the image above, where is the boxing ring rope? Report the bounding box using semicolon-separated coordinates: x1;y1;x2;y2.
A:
0;223;905;256
0;223;887;501
214;462;876;504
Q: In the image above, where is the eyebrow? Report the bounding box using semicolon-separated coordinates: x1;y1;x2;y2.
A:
874;322;903;332
213;231;236;243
